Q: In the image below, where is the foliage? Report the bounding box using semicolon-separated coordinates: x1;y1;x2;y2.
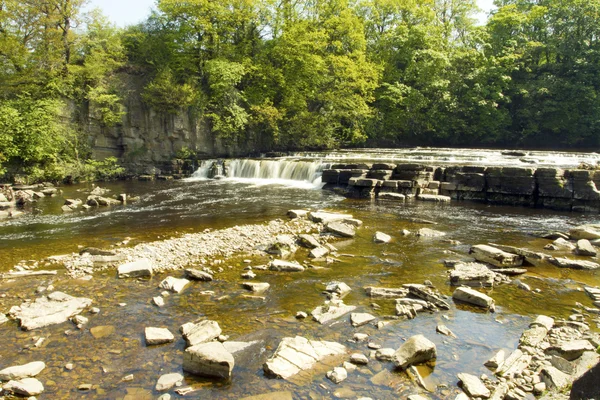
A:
142;68;198;114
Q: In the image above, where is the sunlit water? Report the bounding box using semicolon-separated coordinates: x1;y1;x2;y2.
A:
0;149;599;399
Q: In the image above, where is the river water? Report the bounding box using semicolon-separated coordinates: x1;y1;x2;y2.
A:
0;148;599;399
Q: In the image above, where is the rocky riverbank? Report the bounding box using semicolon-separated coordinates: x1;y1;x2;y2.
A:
0;210;599;399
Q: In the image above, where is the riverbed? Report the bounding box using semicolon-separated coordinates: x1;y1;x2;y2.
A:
0;150;599;399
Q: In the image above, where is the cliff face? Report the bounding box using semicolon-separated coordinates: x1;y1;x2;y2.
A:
83;74;253;173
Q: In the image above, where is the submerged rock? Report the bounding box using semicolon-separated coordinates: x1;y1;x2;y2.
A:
183;342;234;380
0;361;46;380
392;334;437;370
180;319;222;347
263;336;346;380
9;291;92;331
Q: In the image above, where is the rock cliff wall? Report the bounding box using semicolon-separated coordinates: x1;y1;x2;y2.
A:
322;163;600;212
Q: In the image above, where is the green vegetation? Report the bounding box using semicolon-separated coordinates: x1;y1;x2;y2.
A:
1;0;600;181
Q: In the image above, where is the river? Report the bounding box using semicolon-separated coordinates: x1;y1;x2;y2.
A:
0;148;598;399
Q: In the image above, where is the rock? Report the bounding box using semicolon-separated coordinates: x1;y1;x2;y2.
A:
488;244;548;265
145;327;175;345
242;282;270;293
485;350;505;369
576;239;597;256
0;362;46;380
9;292;92;331
326;221;356;238
375;348;395;361
308;211;353;224
548;257;600;270
296;311;307;319
570;360;600;400
546;340;595;361
392;334;437;369
61;205;74;212
297;234;321;249
159;276;190;293
309;246;330;258
452;286;495;310
155;372;184;391
263;336;346;380
350;353;369;365
185;269;213;281
533;382;546;395
520;326;548;347
180;320;222;347
455;394;470;400
405;284;451;310
365;286;409;298
540;366;571;390
183;342;234;379
326;367;347;384
268;259;305;272
239;391;294;400
153;296;165;307
266;234;298;257
373;232;391;243
531;315;554;330
417;194;451;202
2;378;44;396
436;324;457;338
496;349;532;378
515;280;531;291
287;209;308;219
450;262;495;287
350;313;376;327
378;192;405;201
117;259;154;278
553;237;576;250
90;325;115;339
0;313;7;325
569;224;600;240
242;271;256;279
311;300;357;324
416;228;446;238
343;218;363;227
457;372;491;398
470;244;524;268
325;282;352;297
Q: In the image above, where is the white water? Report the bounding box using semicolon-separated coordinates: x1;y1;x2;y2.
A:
189;159;327;188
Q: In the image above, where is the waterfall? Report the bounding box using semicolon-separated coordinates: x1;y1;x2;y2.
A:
189;159;328;187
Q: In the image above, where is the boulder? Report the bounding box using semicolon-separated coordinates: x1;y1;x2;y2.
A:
373;232;391;243
159;277;190;293
185;269;213;281
450;263;495;287
311;300;357;324
242;282;270;293
457;373;490;398
452;287;495;310
548;257;600;270
9;292;92;331
180;319;222;347
576;239;597;256
145;327;175;345
470;245;523;268
350;313;376;327
569;224;600;240
268;259;304;272
326;221;356;238
392;334;437;369
570;360;600;400
263;336;346;380
155;372;184;391
117;259;154;278
2;378;44;396
183;342;234;379
0;361;46;380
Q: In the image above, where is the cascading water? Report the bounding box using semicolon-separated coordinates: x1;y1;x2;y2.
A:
189;159;328;188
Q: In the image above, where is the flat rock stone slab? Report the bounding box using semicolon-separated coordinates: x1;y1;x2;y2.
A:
3;377;44;396
311;301;357;324
297;234;321;249
549;257;600;270
268;259;304;272
180;320;221;347
569;224;600;240
365;287;409;298
155;372;184;391
309;246;329;258
416;228;446;238
496;349;531;378
145;327;175;345
546;340;595;361
117;259;153;278
0;361;46;380
326;221;356;238
417;194;451;202
185;269;213;281
450;263;495;287
159;276;190;293
392;334;437;369
350;313;376;327
470;244;523;268
452;286;495;310
183;342;234;380
457;372;490;398
9;291;92;331
263;336;346;380
308;211;353;224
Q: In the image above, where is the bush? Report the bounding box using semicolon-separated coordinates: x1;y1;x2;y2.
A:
86;157;125;181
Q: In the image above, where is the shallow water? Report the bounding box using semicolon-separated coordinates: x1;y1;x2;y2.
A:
1;155;599;399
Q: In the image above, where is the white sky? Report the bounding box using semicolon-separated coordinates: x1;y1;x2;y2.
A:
85;0;497;28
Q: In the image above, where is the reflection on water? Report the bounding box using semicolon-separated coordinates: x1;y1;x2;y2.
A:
0;153;599;399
